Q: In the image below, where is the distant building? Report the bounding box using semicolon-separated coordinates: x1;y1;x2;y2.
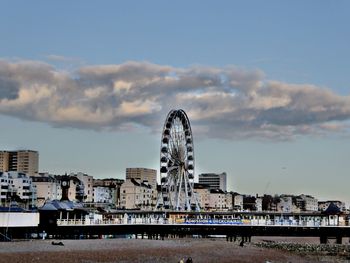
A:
319;201;346;212
31;173;62;207
243;195;257;211
72;172;93;202
194;183;210;210
0;171;36;208
94;178;124;187
0;151;9;172
93;178;124;206
93;186;113;203
277;196;294;213
0;150;39;176
225;192;233;210
120;178;153;210
295;194;318;212
208;189;227;210
233;193;243;211
255;197;263;212
126;168;157;189
198;172;227;191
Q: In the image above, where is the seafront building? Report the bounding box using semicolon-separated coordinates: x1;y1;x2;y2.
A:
0;171;36;208
193;184;210;210
0;152;341;213
319;201;346;212
72;172;94;202
295;194;319;212
93;178;124;206
120;178;154;209
198;172;227;191
93;186;113;203
233;193;244;210
0;151;9;172
31;173;62;207
0;150;39;176
126;168;157;189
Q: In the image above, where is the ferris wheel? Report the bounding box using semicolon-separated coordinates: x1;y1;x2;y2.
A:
156;109;200;211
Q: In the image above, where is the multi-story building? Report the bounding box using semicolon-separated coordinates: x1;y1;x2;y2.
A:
208;189;227;210
277;196;293;213
0;151;9;172
31;173;62;207
126;168;157;189
0;171;36;208
198;172;227;191
0;150;39;176
255;197;263;212
94;178;124;187
233;193;243;210
225;192;233;210
0;172;13;205
295;194;318;212
194;184;210;210
72;172;93;202
120;178;153;210
93;186;113;203
93;178;124;206
319;201;346;212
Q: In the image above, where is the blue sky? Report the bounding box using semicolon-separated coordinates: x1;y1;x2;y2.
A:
0;1;349;203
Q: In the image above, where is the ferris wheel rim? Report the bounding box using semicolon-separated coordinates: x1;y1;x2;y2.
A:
159;109;195;178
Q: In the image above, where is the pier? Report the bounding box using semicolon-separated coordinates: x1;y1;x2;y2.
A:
2;210;350;244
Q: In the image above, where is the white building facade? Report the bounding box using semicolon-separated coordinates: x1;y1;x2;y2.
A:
120;179;153;210
93;186;113;203
31;174;61;207
72;172;94;202
0;171;36;207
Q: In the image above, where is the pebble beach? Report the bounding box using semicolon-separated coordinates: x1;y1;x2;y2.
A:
0;237;348;263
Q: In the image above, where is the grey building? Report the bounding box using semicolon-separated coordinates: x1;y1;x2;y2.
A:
198;172;227;191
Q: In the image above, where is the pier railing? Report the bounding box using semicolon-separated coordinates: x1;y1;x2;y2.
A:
56;215;346;227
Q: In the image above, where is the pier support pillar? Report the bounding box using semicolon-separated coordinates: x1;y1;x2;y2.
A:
320;236;328;244
336;236;342;244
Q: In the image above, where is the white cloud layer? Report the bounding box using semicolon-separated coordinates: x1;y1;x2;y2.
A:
0;59;349;140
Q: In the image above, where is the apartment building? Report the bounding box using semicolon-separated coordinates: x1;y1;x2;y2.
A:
208;189;228;210
120;178;153;210
194;184;210;210
0;150;39;176
198;172;227;191
0;171;36;208
126;168;157;189
72;172;94;202
93;186;113;203
93;178;124;206
31;173;62;207
319;201;346;212
233;194;243;211
0;151;9;172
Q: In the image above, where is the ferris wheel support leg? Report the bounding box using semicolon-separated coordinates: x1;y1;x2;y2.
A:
183;173;190;211
188;181;200;212
176;169;184;210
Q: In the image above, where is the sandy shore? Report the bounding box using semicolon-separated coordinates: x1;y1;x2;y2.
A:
0;237;344;263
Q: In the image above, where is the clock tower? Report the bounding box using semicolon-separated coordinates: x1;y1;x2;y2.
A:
60;174;70;201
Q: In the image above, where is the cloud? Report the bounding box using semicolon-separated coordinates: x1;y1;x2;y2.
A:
0;59;349;140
